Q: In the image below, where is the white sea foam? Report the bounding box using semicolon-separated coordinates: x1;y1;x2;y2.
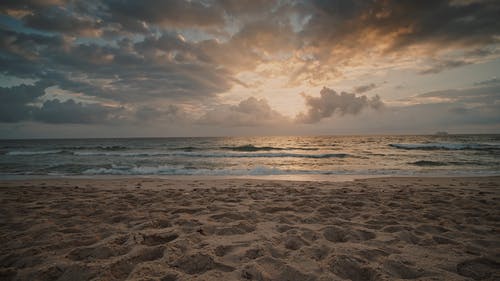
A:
6;150;64;156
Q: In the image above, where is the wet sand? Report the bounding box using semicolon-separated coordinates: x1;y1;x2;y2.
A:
0;177;499;280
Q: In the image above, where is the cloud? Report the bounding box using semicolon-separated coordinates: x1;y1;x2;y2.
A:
292;0;500;83
2;0;499;99
0;82;122;124
353;83;378;94
474;77;500;86
33;99;122;124
0;82;48;122
0;27;235;103
358;0;500;51
296;87;384;124
216;0;279;16
1;0;499;136
198;97;288;127
416;84;500;104
418;59;470;74
134;104;187;123
104;0;225;32
0;0;66;13
397;83;500;127
22;6;101;36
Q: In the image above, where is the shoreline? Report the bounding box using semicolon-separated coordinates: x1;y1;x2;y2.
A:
1;176;499;280
1;173;500;183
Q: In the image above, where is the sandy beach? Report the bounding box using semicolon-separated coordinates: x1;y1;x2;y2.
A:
0;176;499;281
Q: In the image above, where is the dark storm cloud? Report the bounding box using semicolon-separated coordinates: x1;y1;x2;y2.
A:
296;87;384;124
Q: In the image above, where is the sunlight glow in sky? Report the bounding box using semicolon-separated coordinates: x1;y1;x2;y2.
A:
0;0;499;138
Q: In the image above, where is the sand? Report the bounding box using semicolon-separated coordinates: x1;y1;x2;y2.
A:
0;176;499;281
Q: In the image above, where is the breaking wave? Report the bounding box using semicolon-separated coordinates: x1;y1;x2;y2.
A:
83;165;331;176
220;144;318;152
73;151;350;158
389;143;500;151
409;160;448;166
6;150;67;156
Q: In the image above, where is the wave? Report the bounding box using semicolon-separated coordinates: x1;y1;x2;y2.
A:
173;146;202;151
83;165;331;176
48;163;113;173
389;143;500;151
221;144;284;151
6;150;169;157
6;150;67;156
73;151;161;157
61;145;128;151
5;146;127;155
5;146;326;157
211;152;349;159
73;151;350;158
409;160;447;166
220;144;319;151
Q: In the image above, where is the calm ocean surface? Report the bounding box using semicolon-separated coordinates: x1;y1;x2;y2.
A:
0;135;499;178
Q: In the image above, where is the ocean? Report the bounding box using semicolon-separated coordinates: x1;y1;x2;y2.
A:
0;135;499;179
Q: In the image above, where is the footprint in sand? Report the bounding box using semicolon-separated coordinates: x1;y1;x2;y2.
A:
212;222;256;235
283;234;309;250
36;264;97;281
67;245;129;261
214;245;233;257
323;226;376;243
160;273;179;281
109;246;165;280
382;259;427;279
171;252;234;275
210;212;251;222
301;244;331;261
456;258;500;280
356;249;389;262
141;232;179;246
328;255;380;281
241;256;316;281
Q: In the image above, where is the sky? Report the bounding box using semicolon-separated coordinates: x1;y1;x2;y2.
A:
0;0;499;138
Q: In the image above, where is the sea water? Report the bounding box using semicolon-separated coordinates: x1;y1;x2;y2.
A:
0;135;499;178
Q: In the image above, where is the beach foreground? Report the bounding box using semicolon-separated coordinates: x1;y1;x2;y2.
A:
0;177;499;281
